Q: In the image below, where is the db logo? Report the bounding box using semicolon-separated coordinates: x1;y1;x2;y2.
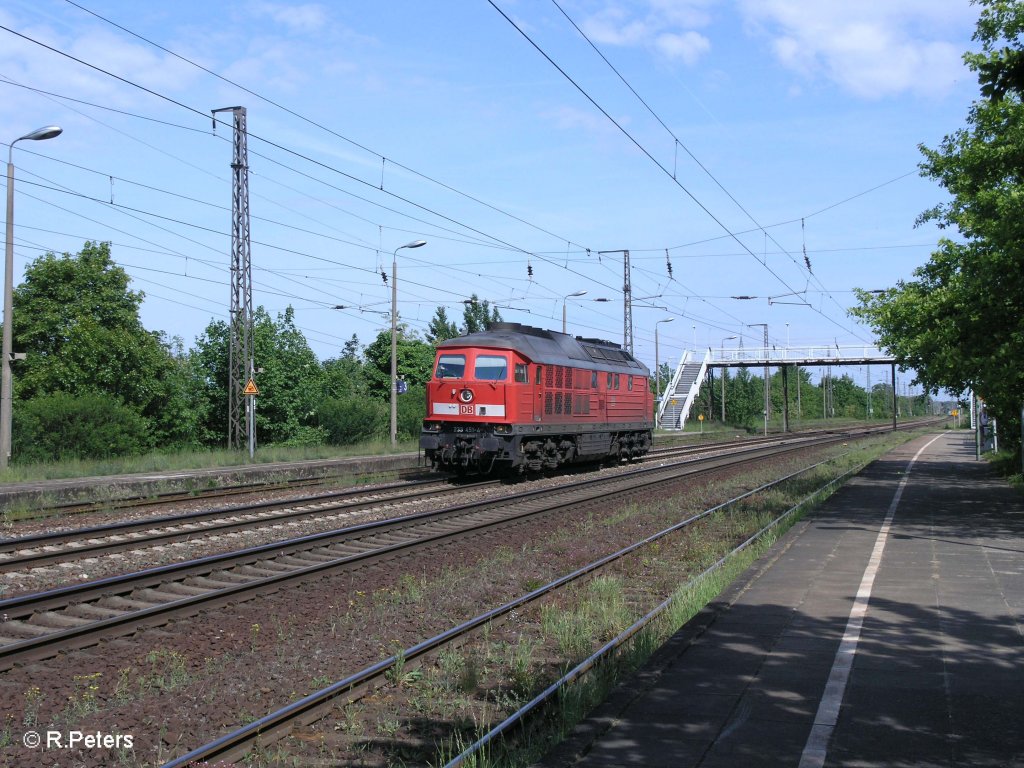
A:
459;404;475;415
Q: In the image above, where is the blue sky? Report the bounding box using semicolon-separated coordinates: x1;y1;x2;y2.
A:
0;1;980;394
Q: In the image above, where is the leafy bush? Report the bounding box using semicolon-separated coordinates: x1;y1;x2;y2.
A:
397;384;426;440
12;392;153;463
278;425;328;447
318;396;387;445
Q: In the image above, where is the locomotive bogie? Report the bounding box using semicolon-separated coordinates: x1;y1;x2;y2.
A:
420;323;654;475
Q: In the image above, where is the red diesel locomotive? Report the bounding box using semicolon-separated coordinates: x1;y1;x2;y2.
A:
420;322;653;473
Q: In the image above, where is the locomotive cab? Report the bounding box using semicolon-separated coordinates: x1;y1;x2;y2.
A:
421;346;523;473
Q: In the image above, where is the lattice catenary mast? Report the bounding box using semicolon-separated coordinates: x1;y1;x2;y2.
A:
598;250;633;354
212;107;252;451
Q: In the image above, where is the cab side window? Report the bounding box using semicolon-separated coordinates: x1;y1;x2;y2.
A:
535;366;543;385
515;363;528;383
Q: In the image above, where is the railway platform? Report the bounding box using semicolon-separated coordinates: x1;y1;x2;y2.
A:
538;430;1024;768
0;452;421;510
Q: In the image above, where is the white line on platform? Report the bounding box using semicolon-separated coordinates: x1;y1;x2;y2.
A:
797;432;946;768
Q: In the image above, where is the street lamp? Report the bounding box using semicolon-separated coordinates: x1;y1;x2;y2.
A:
390;239;426;449
654;318;674;429
2;125;62;470
561;290;587;333
720;335;737;422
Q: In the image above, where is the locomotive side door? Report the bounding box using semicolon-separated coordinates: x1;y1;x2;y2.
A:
514;360;534;422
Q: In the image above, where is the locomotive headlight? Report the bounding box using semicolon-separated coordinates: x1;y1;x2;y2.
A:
423;422;442;432
493;424;512;434
459;389;474;403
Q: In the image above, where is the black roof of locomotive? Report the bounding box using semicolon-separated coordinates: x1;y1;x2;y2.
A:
437;322;649;375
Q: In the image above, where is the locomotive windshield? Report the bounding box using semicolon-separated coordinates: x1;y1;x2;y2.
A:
435;354;466;379
474;354;508;381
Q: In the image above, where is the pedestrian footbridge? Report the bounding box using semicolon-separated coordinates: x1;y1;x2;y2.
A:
657;345;896;431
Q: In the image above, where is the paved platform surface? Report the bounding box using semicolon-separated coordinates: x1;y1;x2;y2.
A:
539;431;1024;768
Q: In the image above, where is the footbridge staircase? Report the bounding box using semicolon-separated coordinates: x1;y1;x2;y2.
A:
657;349;709;430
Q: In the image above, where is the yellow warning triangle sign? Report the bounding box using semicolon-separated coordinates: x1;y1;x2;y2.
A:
243;378;260;396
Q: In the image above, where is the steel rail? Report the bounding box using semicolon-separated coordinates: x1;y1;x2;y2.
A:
0;477;475;570
0;432;830;571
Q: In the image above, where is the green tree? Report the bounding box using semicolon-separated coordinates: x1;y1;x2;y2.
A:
852;0;1024;452
324;333;368;395
341;334;361;360
362;325;436;400
461;295;502;334
9;242;172;413
360;327;434;439
426;307;459;343
2;241;216;457
253;306;325;445
830;374;868;418
724;368;762;427
192;306;326;447
153;337;216;449
190;318;231;446
321;356;368;400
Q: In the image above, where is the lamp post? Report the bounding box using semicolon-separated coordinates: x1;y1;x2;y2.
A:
561;290;587;334
654;318;674;429
720;335;737;422
2;126;62;470
390;239;426;449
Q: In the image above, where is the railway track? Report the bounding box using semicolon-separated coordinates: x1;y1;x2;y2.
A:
0;429;858;669
0;426;926;575
0;477;483;571
163;446;867;767
0;434;806;573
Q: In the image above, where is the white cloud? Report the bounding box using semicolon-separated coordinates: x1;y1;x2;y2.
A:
0;9;199;114
543;103;624;134
736;0;977;99
249;2;329;35
579;1;715;65
582;7;653;47
655;30;711;64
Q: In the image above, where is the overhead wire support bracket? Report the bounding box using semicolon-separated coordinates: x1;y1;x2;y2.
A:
768;281;811;306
